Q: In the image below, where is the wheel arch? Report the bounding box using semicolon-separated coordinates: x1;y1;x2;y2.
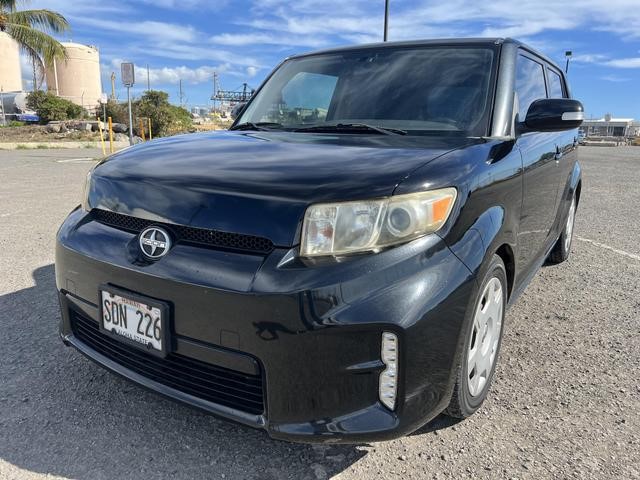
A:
446;204;517;299
494;244;515;299
569;161;582;204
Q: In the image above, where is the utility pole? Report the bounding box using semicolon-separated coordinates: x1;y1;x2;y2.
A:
146;64;150;91
212;72;218;113
110;72;116;100
383;0;390;41
179;79;185;107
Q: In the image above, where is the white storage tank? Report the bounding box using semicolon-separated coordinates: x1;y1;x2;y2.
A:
0;32;23;92
45;42;102;112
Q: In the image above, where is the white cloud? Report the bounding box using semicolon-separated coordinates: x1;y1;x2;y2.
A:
246;66;258;77
601;74;631;82
239;0;640;48
572;53;610;64
64;15;262;68
210;32;325;48
573;53;640;69
604;57;640;68
105;59;229;85
136;0;228;8
67;17;198;43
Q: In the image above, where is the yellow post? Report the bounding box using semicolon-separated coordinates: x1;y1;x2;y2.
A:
148;118;152;140
108;116;114;153
97;117;106;156
139;118;146;141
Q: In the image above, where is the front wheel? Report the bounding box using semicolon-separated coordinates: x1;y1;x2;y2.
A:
548;195;577;264
445;254;507;418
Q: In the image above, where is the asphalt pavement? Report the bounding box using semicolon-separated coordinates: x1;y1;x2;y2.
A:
0;146;638;479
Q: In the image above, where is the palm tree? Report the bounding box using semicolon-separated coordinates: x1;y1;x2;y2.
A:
0;0;70;86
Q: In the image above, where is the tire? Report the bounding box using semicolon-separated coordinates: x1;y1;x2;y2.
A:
548;194;577;264
445;254;507;419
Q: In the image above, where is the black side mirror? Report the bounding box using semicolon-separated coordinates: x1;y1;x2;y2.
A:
521;98;584;133
230;102;247;120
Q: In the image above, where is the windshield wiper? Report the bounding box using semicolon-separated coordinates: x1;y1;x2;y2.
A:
294;123;407;136
229;122;284;131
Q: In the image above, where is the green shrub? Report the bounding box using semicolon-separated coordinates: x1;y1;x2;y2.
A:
26;90;86;123
0;121;26;127
96;90;192;138
100;99;129;125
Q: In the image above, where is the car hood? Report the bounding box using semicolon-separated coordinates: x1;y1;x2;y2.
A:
89;131;476;247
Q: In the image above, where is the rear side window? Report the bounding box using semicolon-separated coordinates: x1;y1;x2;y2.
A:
547;69;565;98
515;54;547;118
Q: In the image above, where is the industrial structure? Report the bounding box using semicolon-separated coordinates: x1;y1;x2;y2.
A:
45;42;102;113
0;32;22;92
211;80;254;116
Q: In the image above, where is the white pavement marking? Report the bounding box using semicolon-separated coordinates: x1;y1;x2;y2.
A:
56;157;96;163
576;236;640;262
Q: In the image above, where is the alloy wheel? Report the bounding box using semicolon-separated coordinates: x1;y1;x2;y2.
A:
467;277;503;397
564;197;576;253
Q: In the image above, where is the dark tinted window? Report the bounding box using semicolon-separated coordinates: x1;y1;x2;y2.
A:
515;54;547;117
240;47;496;136
547;69;565;98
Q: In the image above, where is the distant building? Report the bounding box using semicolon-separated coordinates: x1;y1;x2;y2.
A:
581;115;636;137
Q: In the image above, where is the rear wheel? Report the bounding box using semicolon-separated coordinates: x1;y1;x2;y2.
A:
548;195;577;264
445;255;507;418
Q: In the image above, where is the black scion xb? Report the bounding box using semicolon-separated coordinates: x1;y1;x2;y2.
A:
56;38;583;443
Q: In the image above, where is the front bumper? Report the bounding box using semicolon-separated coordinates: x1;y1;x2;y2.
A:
56;208;475;443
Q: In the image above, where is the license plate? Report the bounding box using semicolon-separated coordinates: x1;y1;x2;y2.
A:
99;287;168;356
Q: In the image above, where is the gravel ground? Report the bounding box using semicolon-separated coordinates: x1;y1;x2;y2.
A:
0;146;638;480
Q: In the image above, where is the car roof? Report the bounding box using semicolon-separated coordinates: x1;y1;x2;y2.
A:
288;37;563;74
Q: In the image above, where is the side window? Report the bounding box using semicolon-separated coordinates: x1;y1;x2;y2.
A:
515;54;547;118
547;69;565;98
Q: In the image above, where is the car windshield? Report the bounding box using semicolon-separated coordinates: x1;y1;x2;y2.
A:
237;46;496;137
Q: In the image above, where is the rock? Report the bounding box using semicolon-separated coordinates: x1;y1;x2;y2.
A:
79;122;93;131
114;133;129;142
132;136;144;144
46;122;62;133
111;123;128;133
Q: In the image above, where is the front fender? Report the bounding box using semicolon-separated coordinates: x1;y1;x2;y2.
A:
444;206;513;275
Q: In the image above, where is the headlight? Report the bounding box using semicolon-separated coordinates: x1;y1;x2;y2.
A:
81;169;93;211
300;188;457;257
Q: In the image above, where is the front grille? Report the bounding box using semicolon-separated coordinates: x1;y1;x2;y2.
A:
70;310;265;415
91;209;274;255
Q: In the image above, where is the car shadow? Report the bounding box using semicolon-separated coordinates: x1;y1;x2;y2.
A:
0;265;457;479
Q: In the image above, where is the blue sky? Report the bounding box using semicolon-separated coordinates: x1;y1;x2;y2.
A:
25;0;640;118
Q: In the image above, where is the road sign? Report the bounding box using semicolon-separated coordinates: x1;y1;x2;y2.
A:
121;63;135;87
99;93;108;104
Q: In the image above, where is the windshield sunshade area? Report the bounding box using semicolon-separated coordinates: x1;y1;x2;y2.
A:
238;46;497;136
